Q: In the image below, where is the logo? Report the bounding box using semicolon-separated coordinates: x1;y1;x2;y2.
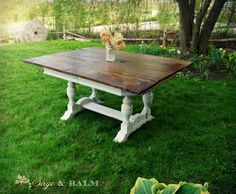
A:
15;174;99;190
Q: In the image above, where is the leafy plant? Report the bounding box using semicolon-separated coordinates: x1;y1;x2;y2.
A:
137;42;177;57
224;52;236;72
208;46;236;72
188;54;209;75
130;177;210;194
137;42;236;77
208;45;225;70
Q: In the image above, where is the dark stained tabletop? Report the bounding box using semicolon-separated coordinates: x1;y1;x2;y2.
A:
24;47;192;94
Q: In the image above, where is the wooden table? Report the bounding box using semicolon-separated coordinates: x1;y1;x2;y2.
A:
24;47;192;143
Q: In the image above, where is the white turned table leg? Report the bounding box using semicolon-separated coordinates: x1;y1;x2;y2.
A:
114;96;133;143
60;80;154;142
114;92;154;143
141;92;153;118
89;88;103;104
61;81;82;121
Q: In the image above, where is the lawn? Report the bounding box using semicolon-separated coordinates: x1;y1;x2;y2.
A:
0;40;235;194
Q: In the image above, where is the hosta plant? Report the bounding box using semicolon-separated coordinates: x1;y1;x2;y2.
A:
130;177;210;194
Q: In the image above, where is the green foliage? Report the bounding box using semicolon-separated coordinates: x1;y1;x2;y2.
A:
50;0;145;31
137;43;178;57
0;0;36;22
188;54;211;75
189;46;236;75
208;46;225;70
28;1;50;21
136;42;236;77
130;178;158;194
138;43;169;56
156;3;178;30
217;0;236;27
226;52;236;71
131;177;210;194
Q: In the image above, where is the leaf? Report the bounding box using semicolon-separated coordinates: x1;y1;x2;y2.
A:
177;182;210;194
162;184;180;194
152;182;167;194
131;178;210;194
130;177;158;194
203;182;209;190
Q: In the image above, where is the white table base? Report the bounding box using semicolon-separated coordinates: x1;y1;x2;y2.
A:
44;68;154;143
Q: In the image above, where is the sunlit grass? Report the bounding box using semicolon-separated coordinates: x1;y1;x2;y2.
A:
0;40;235;194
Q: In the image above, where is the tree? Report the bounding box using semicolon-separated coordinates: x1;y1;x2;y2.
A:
176;0;228;54
156;2;178;46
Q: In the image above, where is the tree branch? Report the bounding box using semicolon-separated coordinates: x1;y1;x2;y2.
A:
189;0;196;27
198;0;228;52
191;0;212;50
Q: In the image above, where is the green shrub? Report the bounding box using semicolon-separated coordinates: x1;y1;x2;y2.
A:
136;42;236;76
130;177;210;194
208;45;224;70
207;46;236;72
188;54;210;75
224;51;236;71
137;43;178;57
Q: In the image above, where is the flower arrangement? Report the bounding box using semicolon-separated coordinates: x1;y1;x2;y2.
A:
100;30;126;50
100;30;125;62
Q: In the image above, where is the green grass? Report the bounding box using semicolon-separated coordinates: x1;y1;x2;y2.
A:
0;40;236;194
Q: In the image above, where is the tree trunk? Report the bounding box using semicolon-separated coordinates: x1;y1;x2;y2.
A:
198;0;228;53
176;0;192;54
191;0;211;51
189;0;196;30
176;0;228;54
162;29;167;46
55;17;62;39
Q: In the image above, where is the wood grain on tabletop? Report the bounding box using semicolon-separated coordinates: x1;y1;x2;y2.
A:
24;47;192;94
